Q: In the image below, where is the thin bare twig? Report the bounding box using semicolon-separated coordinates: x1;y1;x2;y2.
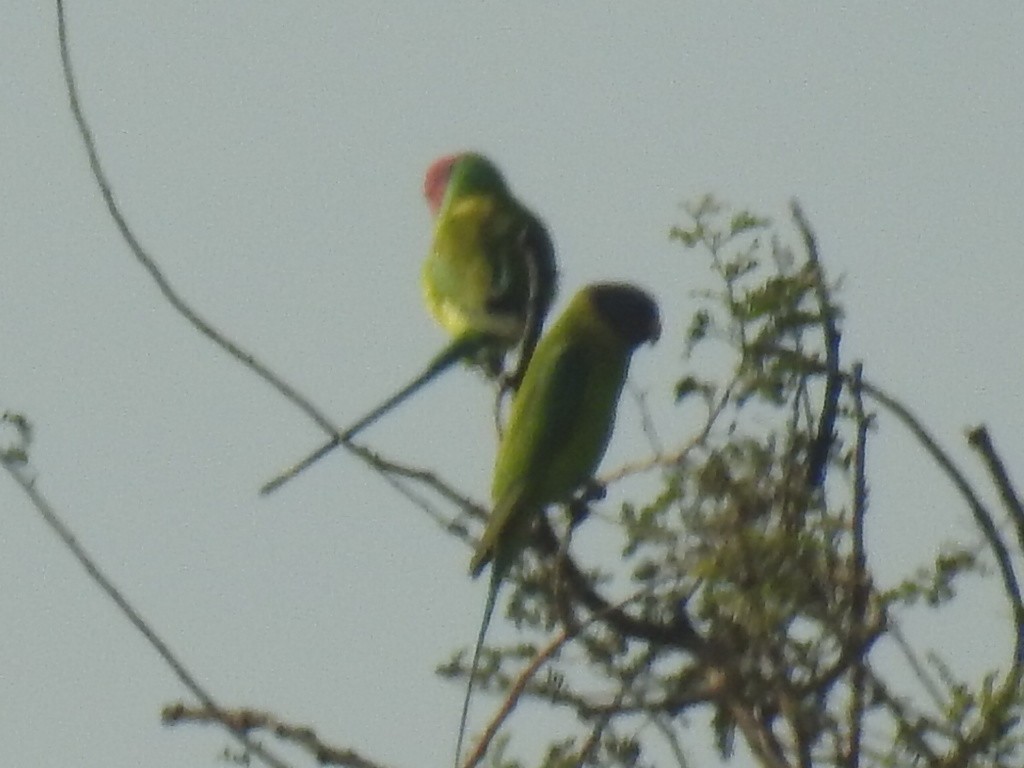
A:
2;457;291;768
463;589;664;768
572;661;645;768
631;386;667;458
865;671;940;764
354;444;488;524
888;625;948;716
461;627;571;768
598;384;732;486
56;0;337;441
57;0;480;532
163;704;387;768
651;714;692;768
791;201;842;490
861;380;1024;660
967;427;1024;586
845;362;870;768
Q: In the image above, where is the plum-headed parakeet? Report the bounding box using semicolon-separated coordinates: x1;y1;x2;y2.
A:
423;151;557;381
260;153;557;495
455;282;661;765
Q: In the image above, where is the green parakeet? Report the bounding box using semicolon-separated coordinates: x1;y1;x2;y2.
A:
455;282;661;766
260;153;557;495
423;151;558;380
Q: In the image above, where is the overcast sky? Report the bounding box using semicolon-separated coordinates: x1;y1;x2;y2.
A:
3;3;1023;767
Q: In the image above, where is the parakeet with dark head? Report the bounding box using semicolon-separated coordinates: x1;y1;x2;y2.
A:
423;152;558;380
455;282;660;766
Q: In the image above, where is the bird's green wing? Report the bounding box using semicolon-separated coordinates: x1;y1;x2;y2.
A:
457;341;590;765
470;338;594;576
423;153;558;384
424;194;527;343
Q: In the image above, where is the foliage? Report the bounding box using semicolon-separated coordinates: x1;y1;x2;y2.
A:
436;197;1024;768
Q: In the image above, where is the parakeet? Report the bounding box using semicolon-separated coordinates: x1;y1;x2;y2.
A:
423;151;558;380
260;153;557;495
455;282;661;766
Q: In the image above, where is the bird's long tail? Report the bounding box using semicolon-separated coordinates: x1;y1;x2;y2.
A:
260;334;490;495
455;565;502;768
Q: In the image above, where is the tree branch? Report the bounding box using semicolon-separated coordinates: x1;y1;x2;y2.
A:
2;455;291;768
56;0;339;442
864;671;940;764
845;362;871;768
163;704;387;768
861;381;1024;665
967;427;1024;586
460;628;569;768
791;200;842;490
535;517;703;652
572;650;658;768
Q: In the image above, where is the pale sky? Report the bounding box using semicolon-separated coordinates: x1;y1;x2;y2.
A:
3;3;1024;767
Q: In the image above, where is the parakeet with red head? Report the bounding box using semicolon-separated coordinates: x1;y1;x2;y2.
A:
423;152;557;380
259;153;558;495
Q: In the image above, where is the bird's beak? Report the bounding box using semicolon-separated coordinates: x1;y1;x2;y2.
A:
649;316;662;344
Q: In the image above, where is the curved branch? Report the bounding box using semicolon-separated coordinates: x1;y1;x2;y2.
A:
57;0;337;440
791;201;842;490
861;380;1024;653
2;456;291;768
968;427;1024;574
535;517;703;652
55;0;482;545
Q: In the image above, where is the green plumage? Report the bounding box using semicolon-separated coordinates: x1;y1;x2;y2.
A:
423;153;557;377
455;282;661;766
